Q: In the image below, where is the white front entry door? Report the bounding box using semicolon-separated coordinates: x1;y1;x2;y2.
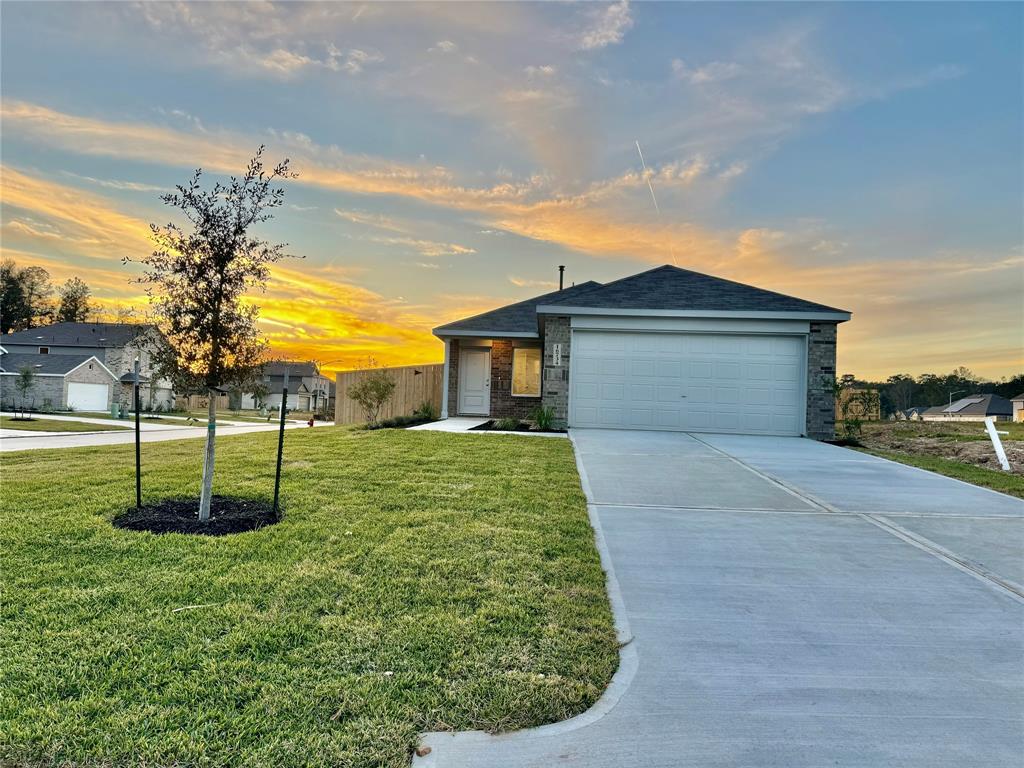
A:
67;382;110;411
571;331;805;436
458;348;491;415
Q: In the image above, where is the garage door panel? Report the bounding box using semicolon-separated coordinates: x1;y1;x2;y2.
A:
67;382;109;411
571;331;805;436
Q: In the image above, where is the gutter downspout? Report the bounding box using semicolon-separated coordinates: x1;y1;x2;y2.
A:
440;338;450;419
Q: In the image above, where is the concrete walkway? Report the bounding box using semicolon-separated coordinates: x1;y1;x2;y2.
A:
409;417;567;438
417;430;1024;767
0;418;332;452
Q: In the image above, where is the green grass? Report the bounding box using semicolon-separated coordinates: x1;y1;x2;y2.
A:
857;447;1024;499
0;428;617;767
0;415;130;432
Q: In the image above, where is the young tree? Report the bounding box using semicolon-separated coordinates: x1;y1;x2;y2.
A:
348;370;396;426
14;365;35;415
133;147;297;522
56;277;93;322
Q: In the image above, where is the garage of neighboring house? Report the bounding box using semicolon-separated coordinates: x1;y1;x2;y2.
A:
434;264;851;439
0;351;119;412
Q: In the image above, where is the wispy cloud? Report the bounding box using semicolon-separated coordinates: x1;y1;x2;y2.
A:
508;275;557;289
578;0;634;51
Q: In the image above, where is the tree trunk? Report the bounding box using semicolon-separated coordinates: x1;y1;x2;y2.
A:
198;390;217;522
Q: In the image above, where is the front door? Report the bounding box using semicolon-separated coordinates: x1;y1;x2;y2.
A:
458;348;491;415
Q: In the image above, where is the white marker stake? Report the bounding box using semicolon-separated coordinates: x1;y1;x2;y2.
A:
984;416;1011;472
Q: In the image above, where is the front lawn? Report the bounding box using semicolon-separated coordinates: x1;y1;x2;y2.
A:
0;428;617;767
0;415;130;432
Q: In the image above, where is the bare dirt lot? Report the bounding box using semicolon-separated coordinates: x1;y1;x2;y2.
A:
859;420;1024;475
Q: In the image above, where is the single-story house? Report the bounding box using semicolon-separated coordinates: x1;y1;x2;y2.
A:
433;264;851;439
921;394;1014;422
0;321;175;410
0;350;119;411
894;406;930;421
1012;393;1024;423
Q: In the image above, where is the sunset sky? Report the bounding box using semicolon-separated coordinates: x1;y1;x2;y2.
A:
1;1;1021;380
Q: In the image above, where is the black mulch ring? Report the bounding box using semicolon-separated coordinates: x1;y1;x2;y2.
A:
112;496;280;536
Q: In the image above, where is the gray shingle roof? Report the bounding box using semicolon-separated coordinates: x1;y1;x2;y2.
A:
540;265;849;315
1012;392;1024;402
0;352;111;376
924;394;1012;417
264;361;319;378
433;281;603;336
0;322;153;348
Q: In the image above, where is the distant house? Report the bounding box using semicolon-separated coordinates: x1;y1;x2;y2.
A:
241;361;332;413
0;349;119;411
921;394;1013;422
0;322;175;411
895;406;930;421
1012;393;1024;423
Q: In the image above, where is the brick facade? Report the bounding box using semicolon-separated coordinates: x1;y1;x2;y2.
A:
540;317;571;428
805;322;838;440
446;339;460;416
489;340;543;419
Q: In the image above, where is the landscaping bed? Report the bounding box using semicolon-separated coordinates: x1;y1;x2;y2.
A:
0;427;616;768
113;496;279;536
470;419;566;434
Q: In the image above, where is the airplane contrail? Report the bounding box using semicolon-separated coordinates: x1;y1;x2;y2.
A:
636;140;677;266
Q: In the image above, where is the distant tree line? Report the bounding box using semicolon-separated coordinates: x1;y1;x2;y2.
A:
839;367;1024;416
0;259;131;333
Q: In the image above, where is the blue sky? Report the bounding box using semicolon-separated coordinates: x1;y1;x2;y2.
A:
1;1;1021;378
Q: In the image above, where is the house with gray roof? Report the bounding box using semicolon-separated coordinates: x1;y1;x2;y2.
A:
0;322;175;411
433;264;851;439
0;350;120;412
922;394;1014;422
1012;393;1024;423
239;360;333;413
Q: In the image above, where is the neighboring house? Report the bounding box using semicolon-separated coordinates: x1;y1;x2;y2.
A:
0;322;175;411
921;394;1014;422
433;264;851;439
241;361;332;412
0;350;119;411
1013;393;1024;423
891;406;929;421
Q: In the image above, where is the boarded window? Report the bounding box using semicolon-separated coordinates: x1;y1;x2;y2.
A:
512;347;541;397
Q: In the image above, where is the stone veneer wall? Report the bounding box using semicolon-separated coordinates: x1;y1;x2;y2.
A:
806;322;838;440
489;340;542;419
540;317;571;428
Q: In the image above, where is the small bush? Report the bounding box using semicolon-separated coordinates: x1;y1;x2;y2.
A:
348;370;397;427
495;417;521;431
530;405;555;431
413;400;438;421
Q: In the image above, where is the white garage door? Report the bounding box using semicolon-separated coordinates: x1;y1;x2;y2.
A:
571;331;805;435
67;382;109;412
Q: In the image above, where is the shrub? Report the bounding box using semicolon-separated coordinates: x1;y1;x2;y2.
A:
413;400;438;421
495;417;521;431
368;414;422;430
530;405;555;431
347;370;397;427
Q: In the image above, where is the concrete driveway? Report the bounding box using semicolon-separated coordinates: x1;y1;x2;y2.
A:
418;430;1024;767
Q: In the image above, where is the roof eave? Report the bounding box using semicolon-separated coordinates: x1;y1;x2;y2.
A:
433;329;540;339
534;306;852;322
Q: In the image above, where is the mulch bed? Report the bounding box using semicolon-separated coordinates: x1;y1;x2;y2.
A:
112;496;279;536
469;420;566;434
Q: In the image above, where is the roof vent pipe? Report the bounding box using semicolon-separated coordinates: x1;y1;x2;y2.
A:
558;265;565;291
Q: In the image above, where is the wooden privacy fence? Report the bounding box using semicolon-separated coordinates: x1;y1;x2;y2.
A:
335;363;444;424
